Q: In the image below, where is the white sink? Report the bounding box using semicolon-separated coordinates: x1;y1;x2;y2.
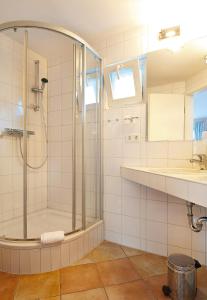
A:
120;166;207;208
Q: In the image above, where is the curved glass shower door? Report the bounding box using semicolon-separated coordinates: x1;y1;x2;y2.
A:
0;29;25;239
84;48;102;228
26;28;78;238
0;22;102;240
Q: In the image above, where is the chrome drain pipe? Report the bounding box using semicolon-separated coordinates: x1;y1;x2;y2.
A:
186;202;207;232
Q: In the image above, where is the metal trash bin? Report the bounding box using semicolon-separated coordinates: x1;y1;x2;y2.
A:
162;254;201;300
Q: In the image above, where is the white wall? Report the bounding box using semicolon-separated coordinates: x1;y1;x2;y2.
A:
91;26;207;264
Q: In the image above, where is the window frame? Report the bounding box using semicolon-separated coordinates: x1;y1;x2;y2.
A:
104;59;142;107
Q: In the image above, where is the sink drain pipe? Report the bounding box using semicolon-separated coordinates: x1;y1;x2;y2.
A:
186;202;207;232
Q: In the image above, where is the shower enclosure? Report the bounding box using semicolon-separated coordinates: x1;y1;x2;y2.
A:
0;21;102;240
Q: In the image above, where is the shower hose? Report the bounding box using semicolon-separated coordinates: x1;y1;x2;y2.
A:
18;99;48;169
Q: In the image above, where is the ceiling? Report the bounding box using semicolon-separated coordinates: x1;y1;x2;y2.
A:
1;0;207;61
0;0;205;43
0;0;142;42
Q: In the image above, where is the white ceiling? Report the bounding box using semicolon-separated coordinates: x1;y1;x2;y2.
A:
0;0;142;42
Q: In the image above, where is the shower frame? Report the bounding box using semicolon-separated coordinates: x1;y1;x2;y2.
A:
0;20;103;241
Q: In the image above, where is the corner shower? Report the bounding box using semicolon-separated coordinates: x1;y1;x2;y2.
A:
0;21;103;242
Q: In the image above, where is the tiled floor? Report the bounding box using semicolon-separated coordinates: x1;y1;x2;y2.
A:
1;241;207;299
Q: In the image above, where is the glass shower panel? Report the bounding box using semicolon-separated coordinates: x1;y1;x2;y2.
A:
84;48;101;228
26;28;75;238
0;30;25;238
73;44;83;231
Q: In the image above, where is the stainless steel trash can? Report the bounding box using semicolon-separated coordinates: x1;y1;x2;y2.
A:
162;254;201;300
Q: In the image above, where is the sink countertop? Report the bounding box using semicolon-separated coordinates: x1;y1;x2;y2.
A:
120;166;207;208
121;166;207;184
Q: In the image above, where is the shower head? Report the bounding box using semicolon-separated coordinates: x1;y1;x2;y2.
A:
41;78;48;90
41;78;48;83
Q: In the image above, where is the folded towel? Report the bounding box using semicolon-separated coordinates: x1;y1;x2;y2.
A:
40;231;64;244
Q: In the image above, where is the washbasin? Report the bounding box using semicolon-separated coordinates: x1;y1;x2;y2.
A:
121;165;207;208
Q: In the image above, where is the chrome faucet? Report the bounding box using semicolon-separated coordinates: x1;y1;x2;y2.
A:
190;154;207;170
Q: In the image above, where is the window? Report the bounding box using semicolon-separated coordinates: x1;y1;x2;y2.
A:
193;88;207;140
86;75;97;105
109;67;135;100
105;59;142;106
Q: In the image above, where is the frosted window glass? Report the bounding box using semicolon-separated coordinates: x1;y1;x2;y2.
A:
109;67;135;100
85;77;96;105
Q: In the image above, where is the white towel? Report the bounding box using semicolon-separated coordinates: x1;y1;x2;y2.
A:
41;231;64;244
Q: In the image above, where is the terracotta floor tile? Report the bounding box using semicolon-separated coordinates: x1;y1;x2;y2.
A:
14;271;60;300
129;253;167;279
85;240;126;263
121;245;144;257
0;272;19;300
97;257;140;286
40;297;60;300
60;263;103;295
146;274;167;300
105;280;156;300
61;288;108;300
196;266;207;299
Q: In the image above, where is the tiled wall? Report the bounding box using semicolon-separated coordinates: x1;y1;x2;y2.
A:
47;56;74;214
0;33;47;237
27;49;48;215
90;27;207;265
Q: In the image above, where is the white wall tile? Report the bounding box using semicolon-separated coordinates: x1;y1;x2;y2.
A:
104;212;122;233
2;248;11;273
51;246;61;270
122;215;140;237
61;242;70;267
20;250;31;274
168;224;191;249
122;235;141;249
167;245;192;256
104;176;122;196
105;229;122;244
122;179;140;198
10;249;20;274
146;221;167;244
146;241;167;256
168;202;189;227
104;194;122;214
146;200;167;223
41;247;51;273
168;141;193;159
123;196;140;218
30;249;41;274
192;229;206;253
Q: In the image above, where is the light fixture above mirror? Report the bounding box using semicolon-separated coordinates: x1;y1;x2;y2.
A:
159;25;180;40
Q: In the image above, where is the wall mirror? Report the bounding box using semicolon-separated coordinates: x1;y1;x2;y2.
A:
145;36;207;141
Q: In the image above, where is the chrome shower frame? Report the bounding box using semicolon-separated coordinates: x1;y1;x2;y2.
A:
0;20;103;241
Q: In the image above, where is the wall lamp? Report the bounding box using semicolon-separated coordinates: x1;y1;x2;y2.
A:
159;26;180;40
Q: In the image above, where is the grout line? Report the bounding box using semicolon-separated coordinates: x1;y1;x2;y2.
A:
103;286;110;300
103;278;144;288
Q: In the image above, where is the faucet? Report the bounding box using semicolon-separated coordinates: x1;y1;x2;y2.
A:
190;154;207;170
